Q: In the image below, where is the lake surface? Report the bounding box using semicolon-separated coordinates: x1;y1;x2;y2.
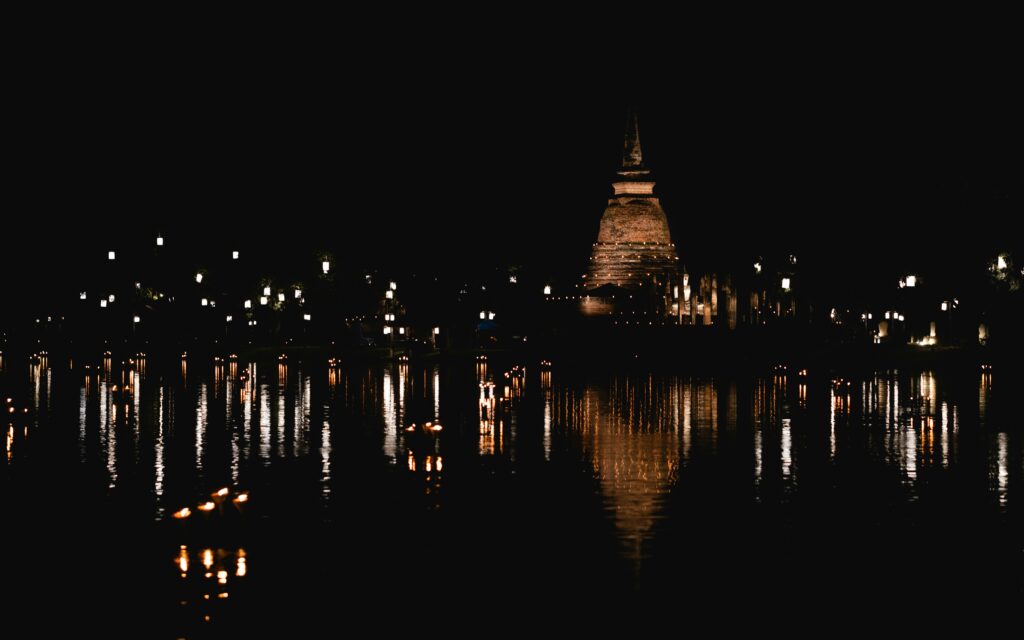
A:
2;354;1021;634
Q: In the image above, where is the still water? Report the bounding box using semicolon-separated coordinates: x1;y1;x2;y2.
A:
2;355;1021;633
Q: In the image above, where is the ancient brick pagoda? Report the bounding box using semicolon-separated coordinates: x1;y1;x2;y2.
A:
583;110;679;315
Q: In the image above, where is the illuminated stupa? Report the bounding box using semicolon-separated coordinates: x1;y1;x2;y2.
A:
583;109;679;314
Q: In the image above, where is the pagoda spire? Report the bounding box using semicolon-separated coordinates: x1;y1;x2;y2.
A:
622;106;645;170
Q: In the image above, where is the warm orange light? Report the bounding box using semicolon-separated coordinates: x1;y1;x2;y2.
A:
236;557;247;577
198;501;215;512
202;549;213;569
430;424;443;432
214;487;229;497
233;493;248;503
177;549;189;573
172;508;192;519
217;570;228;585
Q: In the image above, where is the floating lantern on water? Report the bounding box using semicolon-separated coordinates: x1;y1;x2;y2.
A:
233;493;248;504
173;507;192;519
197;501;215;512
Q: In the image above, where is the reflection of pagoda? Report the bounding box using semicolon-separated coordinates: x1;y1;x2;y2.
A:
583;109;679;316
574;384;680;563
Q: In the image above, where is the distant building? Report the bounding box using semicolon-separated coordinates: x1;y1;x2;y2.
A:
580;110;798;329
582;109;680;316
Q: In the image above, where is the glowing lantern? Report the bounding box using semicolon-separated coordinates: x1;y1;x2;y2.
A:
277;292;285;302
543;285;552;295
389;281;397;290
905;275;917;287
108;294;115;303
385;290;393;300
479;311;486;319
108;251;115;260
782;277;791;291
303;314;311;321
322;261;330;274
263;286;271;296
941;302;948;311
100;300;107;308
226;315;233;322
244;299;252;309
80;292;87;300
259;296;268;306
383;327;392;335
133;316;140;323
195;273;203;284
232;251;239;260
433;327;440;335
156;235;164;246
201;298;208;307
294;289;302;299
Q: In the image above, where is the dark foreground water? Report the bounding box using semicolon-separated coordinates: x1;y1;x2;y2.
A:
2;354;1021;634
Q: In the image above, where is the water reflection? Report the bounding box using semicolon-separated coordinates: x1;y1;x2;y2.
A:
3;358;1019;615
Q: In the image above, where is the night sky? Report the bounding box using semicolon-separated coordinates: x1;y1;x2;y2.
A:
5;43;1021;320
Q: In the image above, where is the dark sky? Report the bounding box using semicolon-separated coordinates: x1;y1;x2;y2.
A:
5;39;1022;318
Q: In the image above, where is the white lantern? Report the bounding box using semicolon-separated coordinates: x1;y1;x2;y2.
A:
433;327;440;335
488;312;496;320
108;251;115;261
195;273;203;284
244;299;252;309
201;298;208;307
383;326;392;335
294;289;302;299
543;285;552;295
303;314;311;321
156;236;164;246
260;296;268;306
479;311;486;320
782;277;791;291
885;311;891;319
905;275;917;288
322;261;330;274
232;251;239;260
389;281;397;291
108;294;115;303
263;286;271;296
399;327;405;335
133;316;140;323
80;292;87;300
226;315;233;322
941;302;948;311
100;300;107;308
997;255;1008;270
278;292;285;302
385;290;393;300
754;262;762;274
